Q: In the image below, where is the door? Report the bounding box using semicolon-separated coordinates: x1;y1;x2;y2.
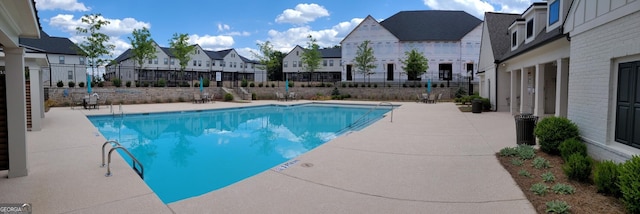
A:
346;65;352;81
615;61;640;148
387;64;394;81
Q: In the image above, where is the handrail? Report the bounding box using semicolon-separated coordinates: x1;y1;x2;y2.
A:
101;140;122;167
349;102;395;128
106;146;144;179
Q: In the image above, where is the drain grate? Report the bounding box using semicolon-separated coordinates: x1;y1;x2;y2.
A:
301;163;314;168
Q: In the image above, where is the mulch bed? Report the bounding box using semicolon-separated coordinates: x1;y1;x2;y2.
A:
496;150;626;214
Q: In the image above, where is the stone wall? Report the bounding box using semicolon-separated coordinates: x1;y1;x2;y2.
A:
45;84;475;106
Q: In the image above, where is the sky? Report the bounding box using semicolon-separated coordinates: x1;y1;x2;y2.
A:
34;0;537;60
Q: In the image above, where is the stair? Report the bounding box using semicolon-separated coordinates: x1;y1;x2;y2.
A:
221;87;250;102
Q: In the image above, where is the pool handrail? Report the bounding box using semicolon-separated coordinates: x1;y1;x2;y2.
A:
101;140;121;167
105;145;144;179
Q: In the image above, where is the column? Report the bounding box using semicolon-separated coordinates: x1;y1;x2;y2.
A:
39;69;45;119
555;58;569;117
520;67;528;114
510;70;519;114
5;47;28;178
29;66;42;131
534;64;545;116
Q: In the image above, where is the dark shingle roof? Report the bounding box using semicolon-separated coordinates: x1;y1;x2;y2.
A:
379;10;482;41
19;31;80;55
160;47;175;57
319;47;341;58
483;12;521;60
204;50;222;60
112;49;132;63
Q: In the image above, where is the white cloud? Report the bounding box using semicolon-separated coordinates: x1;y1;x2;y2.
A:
49;14;150;37
189;34;235;51
275;3;330;25
267;18;363;53
217;24;230;32
225;31;251;37
68;35;130;61
236;47;259;60
423;0;534;18
35;0;89;11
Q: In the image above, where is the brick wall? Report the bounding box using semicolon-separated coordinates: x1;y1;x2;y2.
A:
568;11;640;160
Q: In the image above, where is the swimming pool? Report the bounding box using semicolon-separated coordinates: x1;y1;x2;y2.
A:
88;103;392;204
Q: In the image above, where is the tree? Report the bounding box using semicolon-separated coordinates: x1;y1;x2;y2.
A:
169;33;195;85
300;35;321;83
353;40;377;83
128;27;156;86
253;41;285;81
75;13;115;80
400;49;429;81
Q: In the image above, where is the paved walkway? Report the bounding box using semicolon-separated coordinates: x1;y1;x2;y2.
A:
0;101;535;213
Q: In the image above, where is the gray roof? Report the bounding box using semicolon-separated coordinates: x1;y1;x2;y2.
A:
319;47;341;58
483;12;521;61
19;31;80;55
204;50;222;60
112;49;132;63
379;10;482;41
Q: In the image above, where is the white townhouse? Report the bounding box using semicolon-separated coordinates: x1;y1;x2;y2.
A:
340;10;483;86
282;45;341;82
107;43;264;87
20;31;86;87
479;0;640;161
0;0;42;177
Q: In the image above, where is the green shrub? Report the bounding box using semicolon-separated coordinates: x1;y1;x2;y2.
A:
112;78;121;87
258;83;263;87
519;169;533;178
552;183;575;195
341;83;346;88
546;200;570;214
619;155;640;213
251;93;256;100
532;157;551;169
223;93;233;102
530;183;548;196
480;97;491;110
542;171;555;183
249;82;255;87
440;83;445;87
373;84;377;88
97;81;104;87
499;147;517;157
558;138;587;162
534;117;579;155
563;153;592;182
78;82;85;88
402;83;407;88
68;81;75;88
156;78;166;87
125;81;131;87
193;82;200;87
203;78;210;87
515;145;536;160
288;81;294;87
511;158;524;166
271;83;275;87
593;160;620;196
57;80;64;87
241;78;248;87
455;87;467;99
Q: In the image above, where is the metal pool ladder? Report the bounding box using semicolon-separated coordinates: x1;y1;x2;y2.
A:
101;140;144;179
339;102;395;134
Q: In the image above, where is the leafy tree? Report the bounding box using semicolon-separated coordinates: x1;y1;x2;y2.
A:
353;40;377;83
128;27;156;86
75;14;115;80
400;49;429;81
253;41;285;81
300;35;321;83
169;33;195;84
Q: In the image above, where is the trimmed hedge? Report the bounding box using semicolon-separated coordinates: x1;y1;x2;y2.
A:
619;155;640;213
534;117;579;155
593;160;620;197
558;138;587;162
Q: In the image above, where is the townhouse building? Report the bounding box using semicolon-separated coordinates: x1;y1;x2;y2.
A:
478;0;640;161
106;42;265;87
282;45;341;82
340;10;483;85
20;31;86;87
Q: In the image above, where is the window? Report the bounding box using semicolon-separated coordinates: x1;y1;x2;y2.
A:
467;63;474;80
170;59;175;65
198;60;202;66
59;56;65;64
615;61;640;149
79;57;85;65
222;61;226;67
512;31;518;47
164;58;168;65
251;64;255;69
549;0;560;25
154;58;158;64
206;60;210;67
212;61;216;66
438;64;452;80
323;60;327;67
296;51;299;56
193;60;197;66
284;61;288;67
68;71;73;80
526;19;534;38
293;61;297;67
148;58;152;64
234;62;237;68
330;60;334;67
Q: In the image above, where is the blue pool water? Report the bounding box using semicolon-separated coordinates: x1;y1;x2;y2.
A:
88;103;391;203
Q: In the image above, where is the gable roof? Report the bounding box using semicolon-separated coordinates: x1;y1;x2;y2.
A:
19;31;80;55
319;47;341;58
483;12;521;61
498;26;564;62
204;50;222;60
380;10;482;41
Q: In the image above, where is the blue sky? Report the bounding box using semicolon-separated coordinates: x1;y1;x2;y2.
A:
34;0;535;59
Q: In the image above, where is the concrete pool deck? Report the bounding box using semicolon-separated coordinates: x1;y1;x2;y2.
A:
0;101;535;213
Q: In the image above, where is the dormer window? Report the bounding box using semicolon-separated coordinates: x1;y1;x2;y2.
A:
512;31;518;47
526;19;534;39
549;0;560;25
